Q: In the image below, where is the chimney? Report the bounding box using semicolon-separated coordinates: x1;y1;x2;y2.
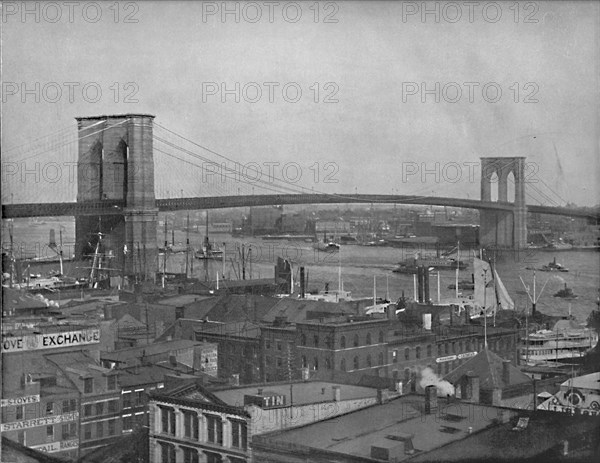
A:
423;267;430;303
231;374;240;386
175;306;184;320
257;388;263;395
466;372;479;403
417;266;424;303
169;354;177;366
424;385;438;414
300;267;305;298
386;305;395;320
332;385;341;401
502;360;511;385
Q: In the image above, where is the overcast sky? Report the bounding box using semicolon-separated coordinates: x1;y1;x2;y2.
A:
2;1;598;206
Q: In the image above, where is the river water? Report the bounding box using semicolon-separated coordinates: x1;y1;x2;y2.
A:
3;218;599;324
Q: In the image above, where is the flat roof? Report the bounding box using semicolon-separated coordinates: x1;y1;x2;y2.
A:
258;395;502;461
213;381;378;407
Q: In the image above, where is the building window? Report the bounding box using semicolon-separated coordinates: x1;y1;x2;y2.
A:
300;334;306;346
416;346;421;359
452;342;456;353
183;410;199;439
83;423;92;440
160;442;176;463
15;405;23;420
314;335;319;347
123;415;132;431
301;356;307;368
45;401;54;415
392;350;398;363
266;355;272;365
404;368;410;384
46;425;54;442
62;423;76;440
135;390;144;407
206;414;223;445
378;352;384;365
205;452;223;463
366;332;372;345
445;343;449;355
108;419;116;436
231;420;247;449
405;347;410;360
325;358;331;369
379;331;384;343
366;354;372;368
354;334;359;347
83;378;93;394
340;358;346;371
17;431;25;445
123;392;132;409
427;344;432;357
63;399;77;413
340;335;346;349
84;404;93;416
108;399;118;414
107;375;117;390
353;356;359;370
161;406;176;436
276;340;282;351
183;447;199;463
276;357;283;368
265;339;271;349
96;402;104;416
313;357;319;370
96;421;103;438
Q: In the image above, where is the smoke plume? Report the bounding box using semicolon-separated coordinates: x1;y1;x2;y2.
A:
419;367;455;396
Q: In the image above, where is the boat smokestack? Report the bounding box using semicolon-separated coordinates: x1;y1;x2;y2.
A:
300;267;305;298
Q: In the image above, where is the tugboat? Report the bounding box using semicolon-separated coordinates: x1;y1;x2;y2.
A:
313;233;340;252
541;257;569;272
553;283;578;299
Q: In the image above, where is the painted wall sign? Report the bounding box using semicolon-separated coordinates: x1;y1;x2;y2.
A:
1;394;40;407
436;355;457;363
436;351;478;363
458;351;478;360
30;439;78;453
1;412;79;432
1;329;100;353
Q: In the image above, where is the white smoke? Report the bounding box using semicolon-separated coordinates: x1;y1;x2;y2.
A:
419;367;455;397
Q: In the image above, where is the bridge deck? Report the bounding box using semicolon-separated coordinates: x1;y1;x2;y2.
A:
2;195;598;220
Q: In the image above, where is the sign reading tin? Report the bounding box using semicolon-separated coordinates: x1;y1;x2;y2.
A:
244;393;286;409
1;329;100;353
1;394;40;407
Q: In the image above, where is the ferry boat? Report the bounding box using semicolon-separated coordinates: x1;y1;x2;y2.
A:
392;252;467;274
520;319;598;365
541;257;569;272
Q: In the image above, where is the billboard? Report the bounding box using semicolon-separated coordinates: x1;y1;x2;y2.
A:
1;329;100;353
1;412;79;432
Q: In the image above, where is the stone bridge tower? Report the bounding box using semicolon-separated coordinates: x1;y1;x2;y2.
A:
75;114;158;280
479;157;527;249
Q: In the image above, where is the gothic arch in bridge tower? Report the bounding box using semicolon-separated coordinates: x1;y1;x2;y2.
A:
75;114;157;280
479;157;527;249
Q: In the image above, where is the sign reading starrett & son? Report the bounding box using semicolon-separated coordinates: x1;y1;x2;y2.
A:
1;412;79;432
1;329;100;353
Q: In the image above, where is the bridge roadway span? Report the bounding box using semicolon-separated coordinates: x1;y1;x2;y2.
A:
2;194;598;221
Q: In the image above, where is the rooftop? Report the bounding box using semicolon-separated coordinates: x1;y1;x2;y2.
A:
561;372;600;391
101;339;204;363
212;381;379;407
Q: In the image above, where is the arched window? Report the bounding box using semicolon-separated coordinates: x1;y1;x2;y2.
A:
366;333;372;345
340;336;346;349
353;356;359;370
314;335;319;347
378;352;384;365
325;358;331;369
353;334;359;347
416;346;421;359
301;356;307;368
313;357;319;370
404;368;410;383
426;344;432;357
300;334;306;346
404;347;410;360
366;355;372;367
378;331;384;343
340;358;346;371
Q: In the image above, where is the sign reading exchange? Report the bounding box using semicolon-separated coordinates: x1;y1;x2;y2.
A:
1;329;100;353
